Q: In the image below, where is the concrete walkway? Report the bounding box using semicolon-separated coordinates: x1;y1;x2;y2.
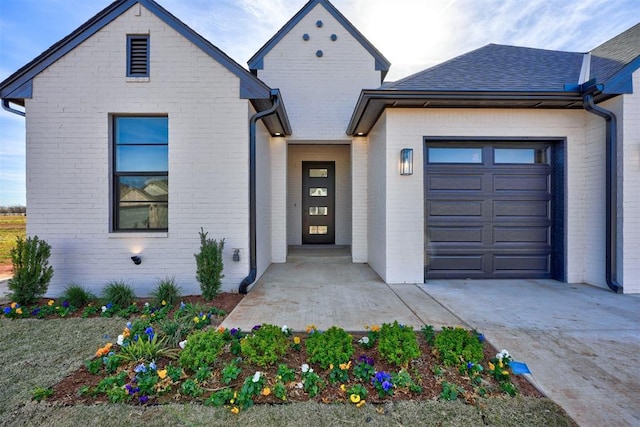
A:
222;261;640;426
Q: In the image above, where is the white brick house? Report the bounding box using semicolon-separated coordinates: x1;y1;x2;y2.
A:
1;0;639;295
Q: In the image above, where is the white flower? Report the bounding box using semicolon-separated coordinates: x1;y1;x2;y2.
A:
281;325;289;333
301;364;310;373
295;382;303;389
179;340;187;349
358;336;369;344
117;335;124;346
144;302;149;307
252;371;261;383
497;350;510;360
101;306;107;313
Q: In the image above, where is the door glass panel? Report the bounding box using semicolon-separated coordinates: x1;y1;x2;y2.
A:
428;148;482;164
309;187;328;197
309;168;328;178
317;226;328;234
309;207;328;216
494;148;547;164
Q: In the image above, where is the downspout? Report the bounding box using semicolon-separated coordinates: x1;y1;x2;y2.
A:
239;89;281;294
2;99;25;117
582;89;623;293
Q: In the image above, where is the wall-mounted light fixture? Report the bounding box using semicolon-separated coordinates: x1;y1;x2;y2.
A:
131;255;142;265
233;249;240;262
400;148;414;175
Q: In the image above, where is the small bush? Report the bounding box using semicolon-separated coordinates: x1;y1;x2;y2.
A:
194;228;225;300
158;318;192;346
151;276;181;307
378;321;420;367
305;326;354;369
240;324;289;367
117;334;178;363
102;281;136;307
8;235;54;305
179;329;227;371
434;327;484;367
61;283;96;308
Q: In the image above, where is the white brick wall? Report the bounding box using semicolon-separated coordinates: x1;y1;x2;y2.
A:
256;4;382;140
367;113;387;279
256;113;272;279
621;71;640;293
286;144;351;245
270;137;288;262
351;136;368;262
25;5;252;296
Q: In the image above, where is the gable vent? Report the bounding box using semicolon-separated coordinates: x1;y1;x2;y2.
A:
127;35;149;77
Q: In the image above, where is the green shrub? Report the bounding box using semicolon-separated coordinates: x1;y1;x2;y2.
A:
117;334;178;363
151;276;181;307
179;329;227;371
439;381;463;401
158;318;192;347
61;283;96;308
378;321;420;367
305;326;354;369
240;324;289;366
8;235;54;304
102;281;136;307
194;228;225;300
434;327;484;367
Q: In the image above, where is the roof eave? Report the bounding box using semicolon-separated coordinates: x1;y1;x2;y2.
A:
347;90;590;136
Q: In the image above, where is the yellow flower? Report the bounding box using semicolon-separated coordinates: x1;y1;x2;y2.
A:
16;308;22;315
350;394;361;403
201;315;206;320
340;361;351;371
356;400;366;408
10;302;18;309
261;387;271;396
47;300;54;307
123;328;130;338
371;325;380;332
501;370;510;376
293;336;301;344
329;364;334;370
488;362;495;371
158;369;167;379
193;316;200;323
161;300;167;306
340;384;346;392
306;324;316;333
230;407;239;415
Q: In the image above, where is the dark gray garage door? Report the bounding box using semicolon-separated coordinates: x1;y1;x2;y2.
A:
425;141;553;279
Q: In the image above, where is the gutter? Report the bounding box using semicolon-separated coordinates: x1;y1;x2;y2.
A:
581;82;623;293
239;89;282;294
2;99;25;117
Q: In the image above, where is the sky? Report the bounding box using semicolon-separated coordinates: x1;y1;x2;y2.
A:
0;0;638;206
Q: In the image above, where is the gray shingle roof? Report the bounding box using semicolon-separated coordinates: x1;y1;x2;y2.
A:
386;44;584;92
591;23;640;86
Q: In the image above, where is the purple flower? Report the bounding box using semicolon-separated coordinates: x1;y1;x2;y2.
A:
139;395;149;403
477;333;485;343
382;380;392;391
3;307;10;315
31;308;41;316
134;363;147;374
358;355;374;366
230;328;239;336
467;362;474;369
106;303;113;309
252;325;262;331
62;300;70;308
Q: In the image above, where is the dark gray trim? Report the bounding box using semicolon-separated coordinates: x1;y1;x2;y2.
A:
126;34;150;77
2;100;25;117
248;0;390;80
0;0;272;101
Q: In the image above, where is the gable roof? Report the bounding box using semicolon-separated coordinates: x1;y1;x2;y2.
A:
248;0;390;79
1;0;269;102
387;44;584;92
590;23;640;93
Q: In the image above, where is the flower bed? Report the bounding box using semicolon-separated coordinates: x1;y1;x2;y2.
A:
41;310;541;412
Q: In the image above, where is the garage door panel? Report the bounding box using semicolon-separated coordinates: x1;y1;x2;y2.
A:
493;226;550;243
494;200;549;217
493;255;550;272
428;175;483;191
428;226;483;242
494;174;549;192
429;200;483;217
428;255;483;271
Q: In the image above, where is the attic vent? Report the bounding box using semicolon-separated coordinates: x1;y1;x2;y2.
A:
127;35;149;77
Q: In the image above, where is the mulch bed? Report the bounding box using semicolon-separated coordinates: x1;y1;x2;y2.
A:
46;292;543;407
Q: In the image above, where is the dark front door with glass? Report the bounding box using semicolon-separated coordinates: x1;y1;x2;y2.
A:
302;161;335;244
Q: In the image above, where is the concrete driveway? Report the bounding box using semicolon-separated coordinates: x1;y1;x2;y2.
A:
222;260;640;426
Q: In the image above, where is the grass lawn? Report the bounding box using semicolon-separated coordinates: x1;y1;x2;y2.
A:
0;317;576;426
0;214;26;266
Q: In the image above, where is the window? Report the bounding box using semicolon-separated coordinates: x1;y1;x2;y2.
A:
428;147;482;164
113;116;168;231
494;148;548;164
127;35;149;77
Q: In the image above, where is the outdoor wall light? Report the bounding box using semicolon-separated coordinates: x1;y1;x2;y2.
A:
233;249;240;262
131;255;142;265
400;148;414;175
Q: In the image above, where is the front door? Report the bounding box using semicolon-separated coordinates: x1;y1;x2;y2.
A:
302;161;335;244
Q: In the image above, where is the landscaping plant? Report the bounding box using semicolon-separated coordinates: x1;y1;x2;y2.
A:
102;281;136;307
151;276;181;307
7;235;54;304
377;321;420;367
194;228;225;300
240;324;290;366
305;326;354;369
435;326;484;367
61;283;97;308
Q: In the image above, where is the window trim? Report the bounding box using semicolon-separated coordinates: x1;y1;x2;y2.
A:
127;35;150;77
112;115;168;232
